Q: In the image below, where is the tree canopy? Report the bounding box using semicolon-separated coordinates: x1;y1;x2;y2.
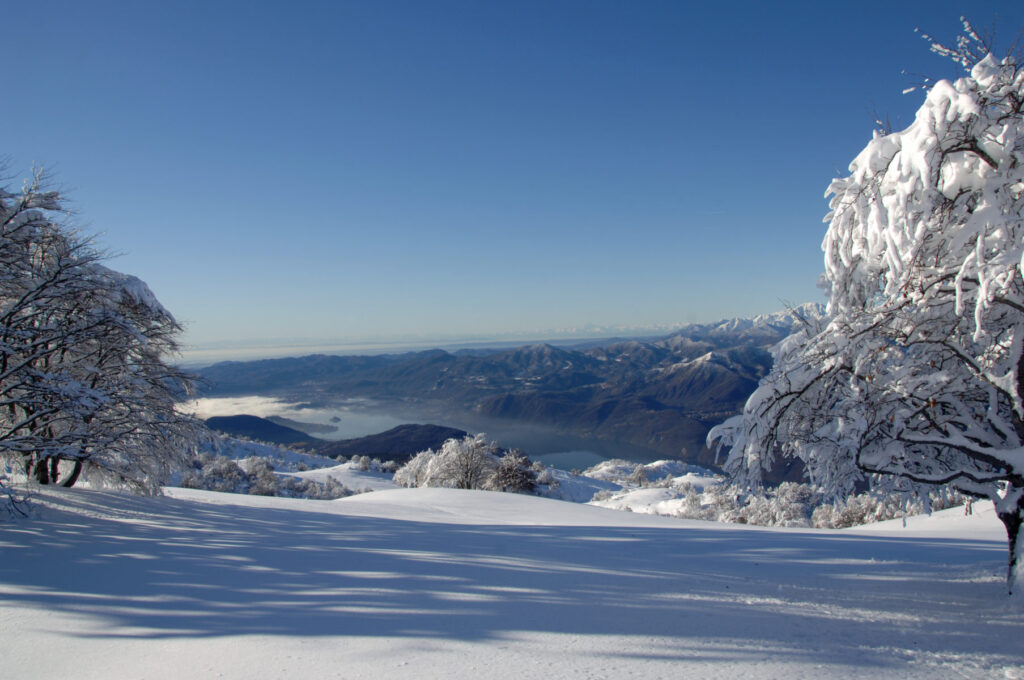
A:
0;170;202;494
710;26;1024;598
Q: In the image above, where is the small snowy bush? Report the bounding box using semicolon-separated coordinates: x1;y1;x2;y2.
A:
532;463;559;491
182;454;250;494
628;464;648;486
488;449;536;493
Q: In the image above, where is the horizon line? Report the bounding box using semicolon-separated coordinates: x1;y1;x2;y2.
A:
178;302;820;367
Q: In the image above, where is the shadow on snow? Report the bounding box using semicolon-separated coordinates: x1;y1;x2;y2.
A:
0;489;1018;670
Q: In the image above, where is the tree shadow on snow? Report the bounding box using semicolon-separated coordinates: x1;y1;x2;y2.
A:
0;489;1020;671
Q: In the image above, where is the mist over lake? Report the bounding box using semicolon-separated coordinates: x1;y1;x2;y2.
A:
187;395;666;470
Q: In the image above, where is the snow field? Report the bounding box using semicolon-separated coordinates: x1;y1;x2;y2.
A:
0;486;1020;680
285;461;399;493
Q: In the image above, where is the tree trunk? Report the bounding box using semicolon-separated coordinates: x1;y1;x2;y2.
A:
59;459;83;487
27;456;82;487
997;492;1024;601
32;458;50;485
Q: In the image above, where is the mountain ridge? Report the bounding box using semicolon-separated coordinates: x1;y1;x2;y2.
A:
197;305;823;472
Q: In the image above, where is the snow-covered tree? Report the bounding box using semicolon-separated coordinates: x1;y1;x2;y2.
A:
710;24;1024;599
440;434;500;490
392;448;435;488
0;170;202;492
488;449;536;493
394;434;501;490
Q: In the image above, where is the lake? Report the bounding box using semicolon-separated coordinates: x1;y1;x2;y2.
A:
186;395;667;470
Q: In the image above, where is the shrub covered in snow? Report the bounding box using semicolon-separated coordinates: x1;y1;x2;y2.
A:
394;434;499;490
394;435;547;494
488;449;536;493
728;483;820;527
810;487;966;529
348;455;397;474
533;462;558;488
180;454;353;500
590;475;968;529
203;436;339;473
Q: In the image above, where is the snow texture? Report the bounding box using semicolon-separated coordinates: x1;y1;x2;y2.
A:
285;461;398;493
0;487;1020;680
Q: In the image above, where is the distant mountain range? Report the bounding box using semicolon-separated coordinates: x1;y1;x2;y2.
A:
197;305;822;473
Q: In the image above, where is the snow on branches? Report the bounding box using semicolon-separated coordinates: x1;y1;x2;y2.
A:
394;434;537;493
710;26;1024;598
0;170;203;493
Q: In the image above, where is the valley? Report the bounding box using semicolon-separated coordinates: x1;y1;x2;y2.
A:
195;306;821;473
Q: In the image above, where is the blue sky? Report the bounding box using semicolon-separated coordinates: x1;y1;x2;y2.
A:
6;1;1024;354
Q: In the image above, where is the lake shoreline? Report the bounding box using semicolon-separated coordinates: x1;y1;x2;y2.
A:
186;394;673;471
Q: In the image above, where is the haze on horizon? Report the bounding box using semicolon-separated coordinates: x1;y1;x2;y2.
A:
6;0;1024;354
178;316;747;365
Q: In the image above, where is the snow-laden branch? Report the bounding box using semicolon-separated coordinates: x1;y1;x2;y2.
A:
712;27;1024;598
0;171;203;492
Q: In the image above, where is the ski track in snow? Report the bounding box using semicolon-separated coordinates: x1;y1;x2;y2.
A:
0;487;1021;680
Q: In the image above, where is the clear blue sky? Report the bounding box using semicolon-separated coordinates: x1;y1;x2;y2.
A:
6;1;1024;353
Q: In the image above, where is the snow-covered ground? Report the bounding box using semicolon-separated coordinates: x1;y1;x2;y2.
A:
285;461;399;493
583;458;717;488
206;436;339;471
538;466;622;502
1;486;1020;680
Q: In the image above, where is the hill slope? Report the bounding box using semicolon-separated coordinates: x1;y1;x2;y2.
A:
205;414;317;445
1;487;1019;680
313;423;469;462
204;417;470;464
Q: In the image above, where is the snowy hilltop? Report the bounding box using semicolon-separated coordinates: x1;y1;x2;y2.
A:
2;484;1019;679
3;427;1018;678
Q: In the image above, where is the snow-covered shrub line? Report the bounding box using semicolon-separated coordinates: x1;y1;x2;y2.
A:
590;479;968;528
179;454;354;500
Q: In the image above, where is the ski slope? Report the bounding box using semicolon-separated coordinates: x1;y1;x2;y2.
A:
0;487;1020;679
